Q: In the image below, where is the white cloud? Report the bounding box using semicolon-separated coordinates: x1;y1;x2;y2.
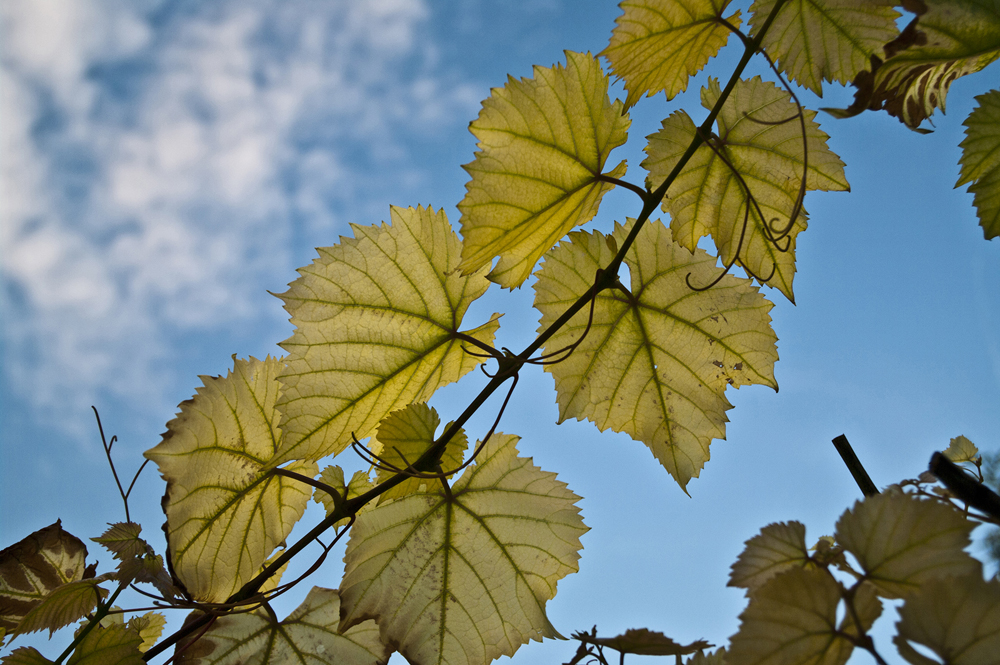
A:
1;0;480;437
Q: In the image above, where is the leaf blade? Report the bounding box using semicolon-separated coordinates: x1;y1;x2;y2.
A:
957;89;1000;239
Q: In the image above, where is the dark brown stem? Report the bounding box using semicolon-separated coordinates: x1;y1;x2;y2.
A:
832;435;880;497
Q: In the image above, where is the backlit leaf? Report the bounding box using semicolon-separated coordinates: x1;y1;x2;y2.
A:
276;205;500;463
828;0;1000;129
688;648;727;665
176;587;389;665
956;89;1000;239
942;434;980;463
834;492;980;599
727;567;853;665
840;582;882;640
15;580;107;637
339;433;586;665
0;522;91;632
144;356;317;602
313;466;376;528
457;51;630;288
748;0;899;94
66;622;143;665
91;524;148;561
644;77;848;301
602;0;741;107
533;221;778;490
894;573;1000;665
115;554;176;600
128;612;166;653
729;522;810;592
371;404;468;503
586;628;712;656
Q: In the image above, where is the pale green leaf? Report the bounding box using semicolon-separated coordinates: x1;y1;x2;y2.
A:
729;522;810;591
602;0;741;106
371;404;468;503
313;466;377;528
727;567;853;665
834;492;981;599
1;648;54;665
91;524;148;561
0;522;90;633
840;582;882;640
128;612;166;653
943;434;980;463
275;205;500;463
957;89;1000;239
533;221;778;490
15;580;107;637
144;356;317;602
339;433;587;665
748;0;899;94
178;587;390;665
457;51;630;288
66;623;143;665
115;554;176;600
894;573;1000;665
644;77;847;301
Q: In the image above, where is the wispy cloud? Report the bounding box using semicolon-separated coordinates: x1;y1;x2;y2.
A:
1;0;479;437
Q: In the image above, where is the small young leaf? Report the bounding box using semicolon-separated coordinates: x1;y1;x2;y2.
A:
457;51;630;288
144;356;317;602
371;404;468;503
127;612;166;653
727;567;854;665
533;221;778;490
66;622;143;665
956;89;1000;239
91;524;148;561
894;573;1000;665
602;0;741;107
748;0;900;94
177;587;389;665
834;492;981;599
115;554;175;600
729;521;810;592
15;580;107;637
687;648;727;665
0;521;90;632
585;628;711;656
276;205;500;463
339;433;587;665
942;434;980;463
313;466;376;528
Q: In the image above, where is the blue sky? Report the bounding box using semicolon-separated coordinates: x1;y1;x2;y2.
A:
2;1;998;663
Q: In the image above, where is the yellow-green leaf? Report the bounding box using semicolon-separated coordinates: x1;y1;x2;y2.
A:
339;433;586;665
176;587;389;665
0;522;90;632
15;580;107;637
943;434;980;463
727;567;853;665
688;648;727;665
313;466;376;528
457;50;630;288
115;554;176;600
894;573;1000;665
1;648;54;665
128;612;166;653
748;0;899;94
644;77;847;301
602;0;741;107
533;221;778;490
841;582;882;640
834;492;981;599
371;404;468;503
957;89;1000;239
275;205;500;463
144;356;317;602
67;623;143;665
91;524;148;561
729;522;810;592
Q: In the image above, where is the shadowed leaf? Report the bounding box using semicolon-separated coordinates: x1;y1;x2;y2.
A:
956;89;1000;239
729;522;810;591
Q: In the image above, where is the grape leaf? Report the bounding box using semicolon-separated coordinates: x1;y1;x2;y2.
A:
956;89;1000;239
727;567;854;665
1;648;54;665
0;522;91;632
115;554;176;600
584;629;712;656
834;492;981;599
644;77;848;301
748;0;899;94
894;573;1000;665
533;221;778;490
942;434;980;463
275;205;500;464
841;581;883;639
91;524;148;561
457;51;630;289
66;622;143;665
313;466;376;528
371;404;468;503
128;612;166;653
339;433;586;665
687;648;727;665
602;0;741;107
828;0;1000;130
729;522;810;592
144;356;317;602
14;580;107;637
177;587;389;665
